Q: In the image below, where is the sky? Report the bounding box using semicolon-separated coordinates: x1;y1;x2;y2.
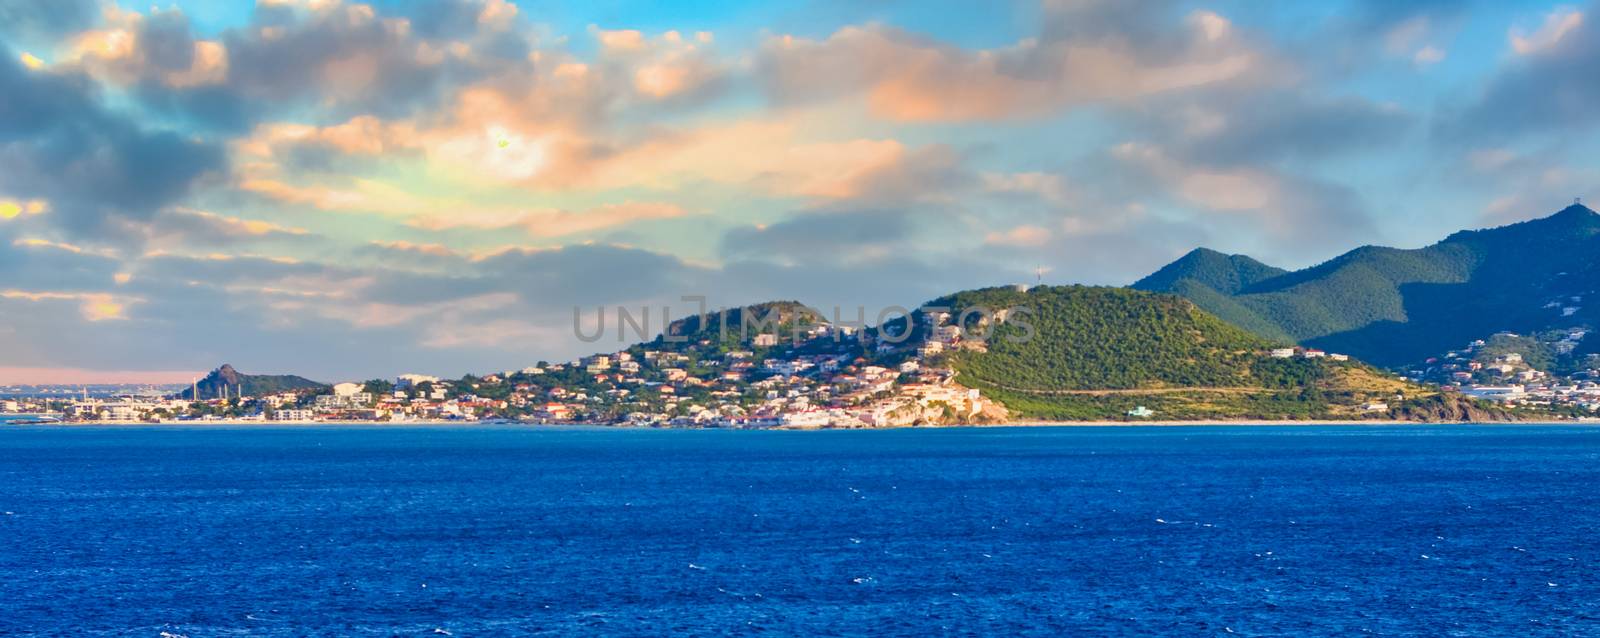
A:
1;0;1598;383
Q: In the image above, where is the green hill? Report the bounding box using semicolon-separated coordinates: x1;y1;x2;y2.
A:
1133;247;1288;295
936;286;1273;389
1133;204;1600;367
174;364;326;400
924;286;1432;421
651;300;829;353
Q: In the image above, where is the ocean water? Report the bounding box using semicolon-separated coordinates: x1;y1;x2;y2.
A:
1;425;1598;636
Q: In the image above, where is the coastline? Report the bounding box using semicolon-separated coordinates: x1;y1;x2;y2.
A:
995;419;1591;427
7;417;1594;428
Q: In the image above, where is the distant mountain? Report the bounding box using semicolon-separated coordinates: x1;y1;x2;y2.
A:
1133;204;1600;367
173;364;326;400
1134;248;1288;295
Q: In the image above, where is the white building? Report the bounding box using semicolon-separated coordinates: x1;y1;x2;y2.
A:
1465;386;1526;401
765;360;814;376
397;374;439;388
103;403;145;421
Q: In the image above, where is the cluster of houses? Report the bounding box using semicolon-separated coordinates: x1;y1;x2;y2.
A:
471;306;1012;428
0;378;514;424
525;343;999;429
5;305;1008;427
1410;331;1600;411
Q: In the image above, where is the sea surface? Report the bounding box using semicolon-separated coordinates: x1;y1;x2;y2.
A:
1;425;1598;636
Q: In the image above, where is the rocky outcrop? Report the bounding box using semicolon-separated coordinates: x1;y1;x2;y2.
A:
1389;394;1523;423
173;364;326;400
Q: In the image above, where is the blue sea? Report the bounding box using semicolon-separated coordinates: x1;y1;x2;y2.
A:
1;425;1598;636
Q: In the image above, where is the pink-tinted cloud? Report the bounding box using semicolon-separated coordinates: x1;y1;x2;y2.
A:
759;8;1269;122
409;202;688;237
0;366;203;385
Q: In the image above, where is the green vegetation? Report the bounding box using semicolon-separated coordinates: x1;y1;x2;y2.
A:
944;286;1272;390
362;378;396;396
985;389;1348;422
651;300;837;355
1134;204;1600;366
928;286;1423;421
1133;247;1287;295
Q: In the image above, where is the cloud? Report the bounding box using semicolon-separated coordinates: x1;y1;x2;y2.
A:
93;6;926;217
0;226;122;289
63;1;536;132
237;115;417;160
0;45;227;237
68;1;734;153
12;237;116;257
1452;145;1600;226
591;27;728;103
366;240;463;259
987;203;1217;286
1;289;136;321
1109;141;1376;259
135;208;313;253
0;0;98;42
0;197;49;219
0;239;720;376
0;366;204;385
1121;89;1415;166
409;202;688;237
549;115;968;202
407;0;520;40
721;209;913;265
222;37;734;198
164;209;307;237
984;224;1052;247
982;172;1071;204
1298;0;1468;74
1412;45;1446;66
758;3;1271;122
1443;4;1600;141
1511;7;1585;55
67;6;228;88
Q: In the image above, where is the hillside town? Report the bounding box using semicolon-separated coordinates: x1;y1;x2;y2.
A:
0;304;1011;428
1407;329;1600;413
7;300;1600;426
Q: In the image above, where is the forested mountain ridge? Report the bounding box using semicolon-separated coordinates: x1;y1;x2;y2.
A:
1133;248;1288;295
1133;204;1600;367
